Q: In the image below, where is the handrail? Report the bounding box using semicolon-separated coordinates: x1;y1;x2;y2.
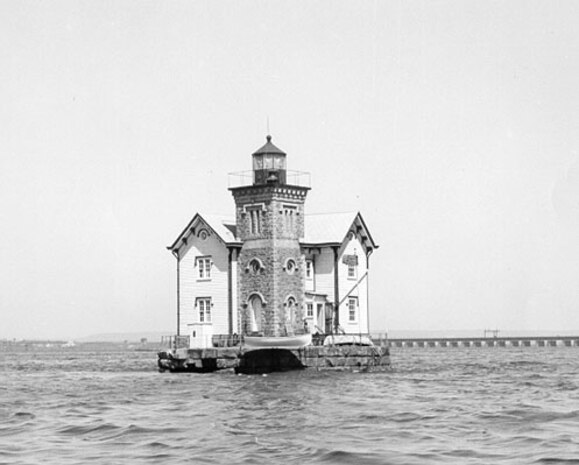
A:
161;335;190;350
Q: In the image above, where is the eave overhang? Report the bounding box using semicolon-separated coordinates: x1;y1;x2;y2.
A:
167;213;241;254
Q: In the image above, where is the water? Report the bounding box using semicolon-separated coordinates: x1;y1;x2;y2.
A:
2;348;579;464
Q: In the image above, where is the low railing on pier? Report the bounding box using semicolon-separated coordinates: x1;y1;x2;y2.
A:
163;332;388;350
160;335;190;350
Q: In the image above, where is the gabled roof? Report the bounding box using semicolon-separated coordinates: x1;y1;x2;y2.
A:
302;212;357;244
302;211;378;251
167;213;240;252
168;211;377;253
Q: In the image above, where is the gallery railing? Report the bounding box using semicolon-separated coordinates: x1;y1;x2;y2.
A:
227;170;311;189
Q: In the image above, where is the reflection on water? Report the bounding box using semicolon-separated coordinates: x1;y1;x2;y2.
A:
1;348;579;464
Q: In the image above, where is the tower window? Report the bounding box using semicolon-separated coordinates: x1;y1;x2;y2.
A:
196;257;212;279
245;207;263;235
285;259;297;275
251;209;261;234
196;297;212;323
282;205;297;231
248;258;264;274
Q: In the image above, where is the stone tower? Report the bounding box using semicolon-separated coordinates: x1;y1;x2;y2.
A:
230;136;310;337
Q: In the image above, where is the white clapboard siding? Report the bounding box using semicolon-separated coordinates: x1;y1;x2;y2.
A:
313;247;335;302
338;234;369;334
178;229;229;338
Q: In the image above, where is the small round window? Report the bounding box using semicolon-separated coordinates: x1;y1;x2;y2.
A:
285;259;296;275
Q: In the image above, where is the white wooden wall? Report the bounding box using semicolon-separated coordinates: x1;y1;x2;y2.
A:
337;234;369;335
178;229;230;346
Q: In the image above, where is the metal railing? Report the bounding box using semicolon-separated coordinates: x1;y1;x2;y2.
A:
161;332;387;349
228;170;311;189
160;335;190;350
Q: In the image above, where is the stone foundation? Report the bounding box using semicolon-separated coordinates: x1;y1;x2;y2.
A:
158;345;390;374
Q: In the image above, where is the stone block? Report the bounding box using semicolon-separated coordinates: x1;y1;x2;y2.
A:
321;347;343;357
345;357;365;367
218;348;240;359
187;349;203;360
321;358;335;368
303;346;320;358
329;356;347;367
202;349;218;359
185;359;203;369
217;358;239;369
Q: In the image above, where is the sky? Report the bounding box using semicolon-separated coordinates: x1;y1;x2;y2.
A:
1;0;579;340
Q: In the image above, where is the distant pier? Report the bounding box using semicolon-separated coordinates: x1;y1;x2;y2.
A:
384;336;579;348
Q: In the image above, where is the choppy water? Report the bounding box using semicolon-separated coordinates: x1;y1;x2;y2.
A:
2;348;579;464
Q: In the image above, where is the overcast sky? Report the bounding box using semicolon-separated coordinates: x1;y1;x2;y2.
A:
1;1;579;340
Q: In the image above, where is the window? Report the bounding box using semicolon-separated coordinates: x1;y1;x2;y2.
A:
285;259;296;275
285;297;296;328
197;297;212;323
249;258;263;274
344;254;358;280
249;209;261;235
305;260;314;280
282;205;297;231
196;257;212;279
347;263;357;279
348;297;358;322
306;303;314;318
249;294;263;333
244;204;265;236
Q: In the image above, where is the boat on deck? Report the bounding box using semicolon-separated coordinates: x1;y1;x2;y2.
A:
323;334;374;346
243;333;312;350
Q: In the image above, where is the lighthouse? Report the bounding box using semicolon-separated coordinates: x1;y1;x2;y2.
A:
167;135;377;349
230;135;310;338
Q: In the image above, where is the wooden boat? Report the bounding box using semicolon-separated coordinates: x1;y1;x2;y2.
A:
243;333;312;350
323;335;374;346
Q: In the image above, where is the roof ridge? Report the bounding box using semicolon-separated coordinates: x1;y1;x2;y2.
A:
305;211;357;216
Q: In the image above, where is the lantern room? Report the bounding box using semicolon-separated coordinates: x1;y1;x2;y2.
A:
252;135;287;185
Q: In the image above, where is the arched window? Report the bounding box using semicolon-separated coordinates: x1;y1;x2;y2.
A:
249;294;264;334
248;258;263;274
285;296;297;335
